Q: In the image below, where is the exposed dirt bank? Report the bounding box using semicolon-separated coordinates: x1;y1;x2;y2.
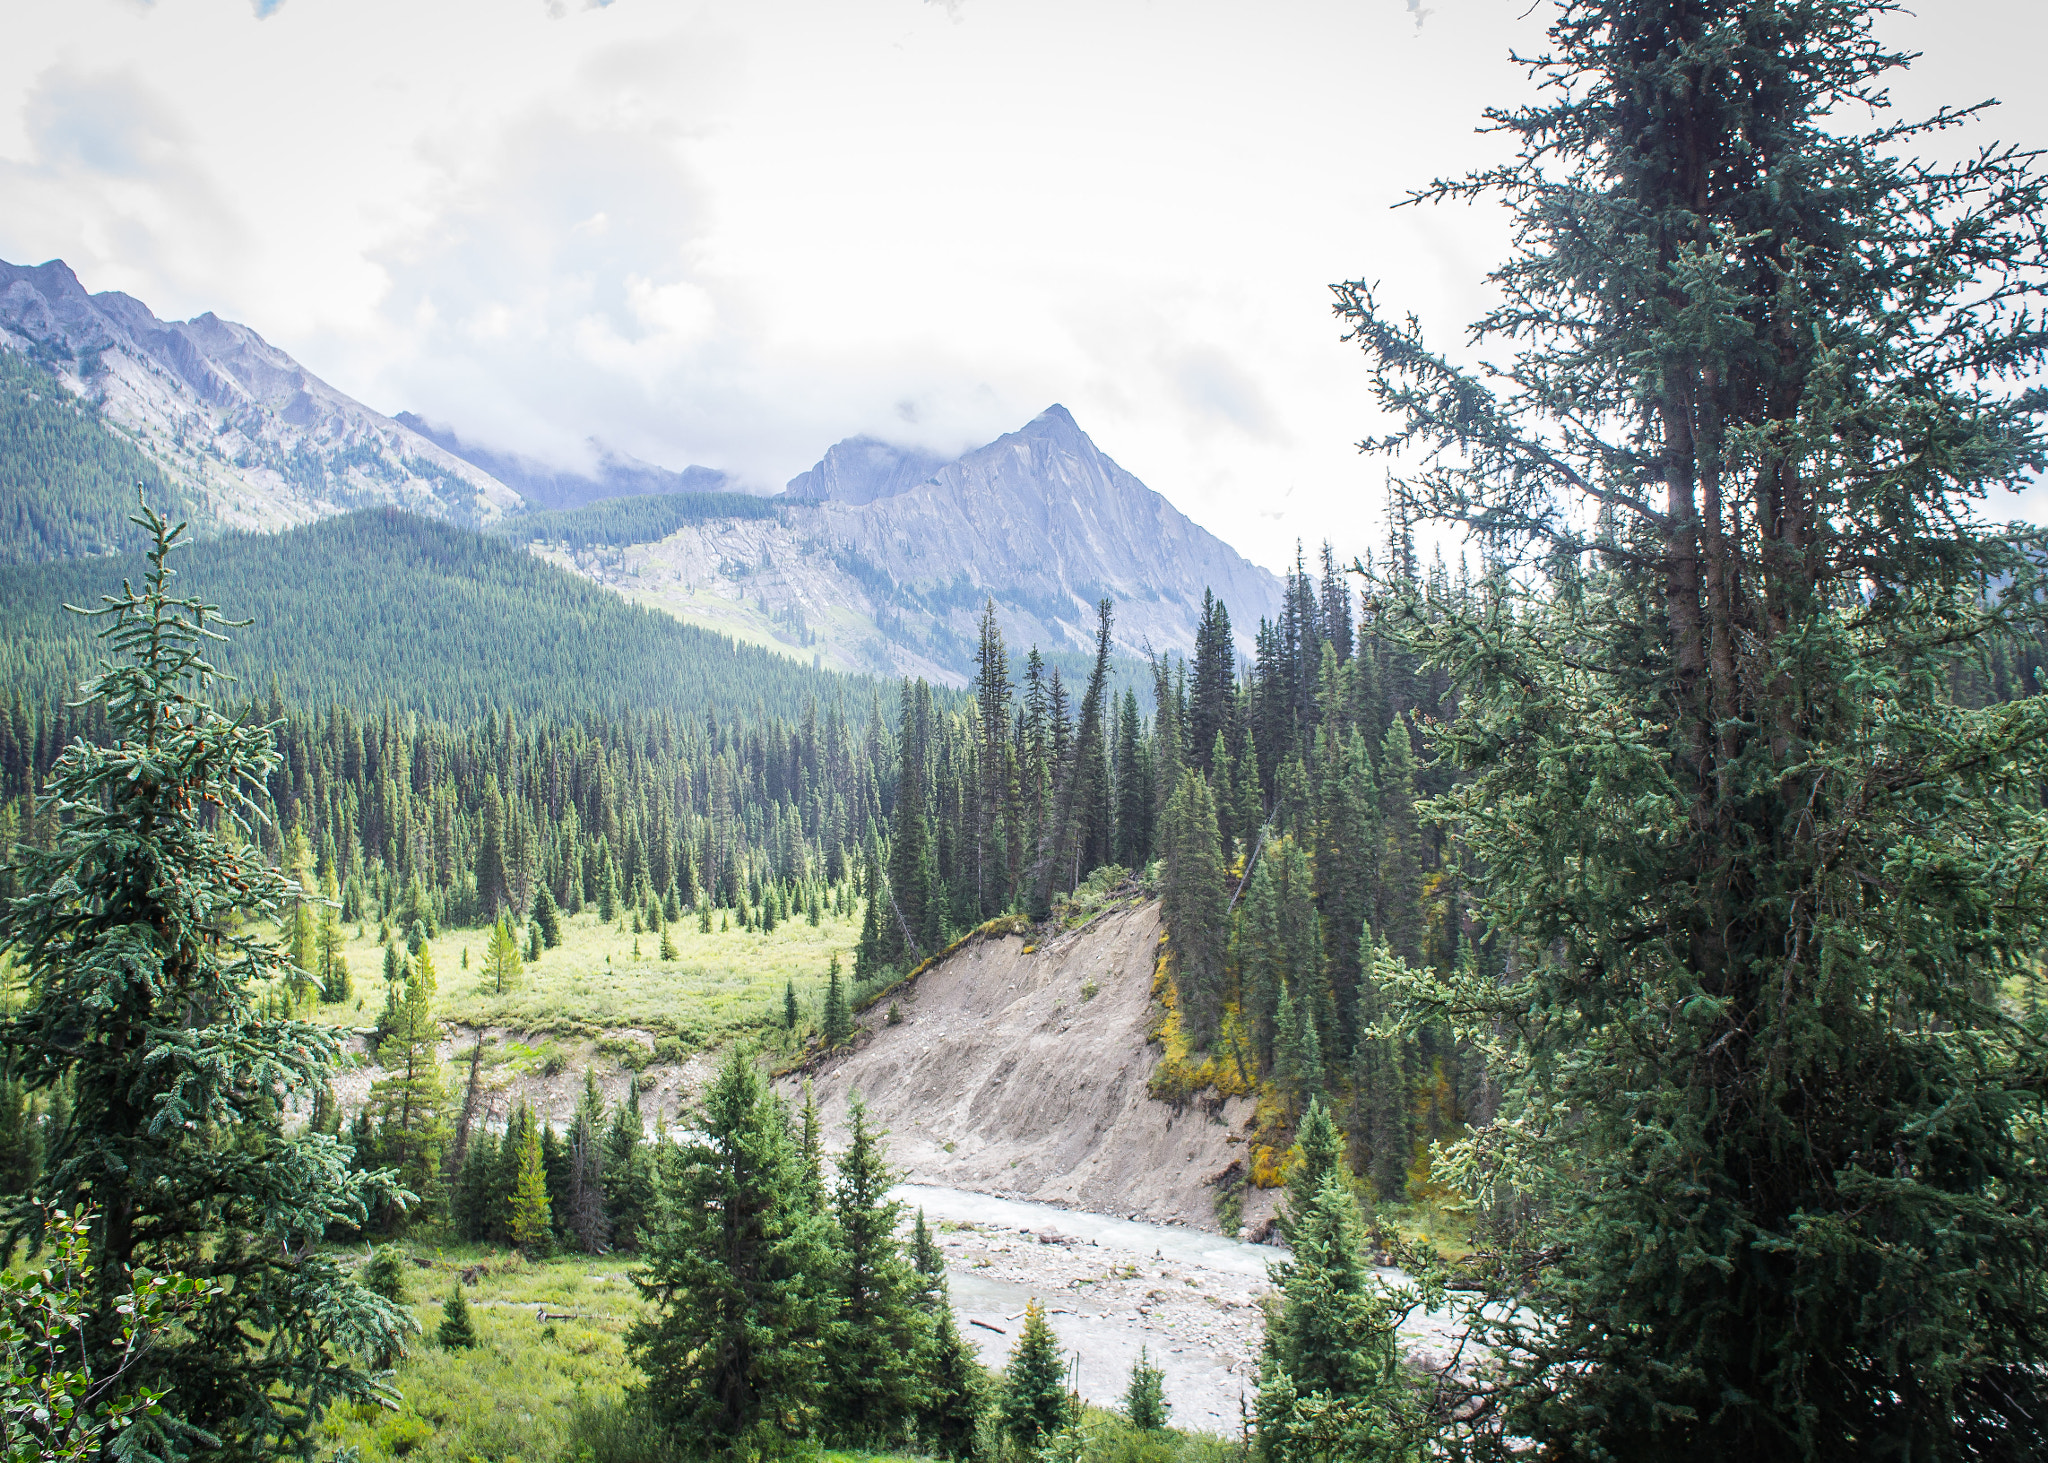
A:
790;900;1278;1236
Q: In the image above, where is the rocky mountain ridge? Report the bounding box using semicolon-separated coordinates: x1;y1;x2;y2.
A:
545;406;1280;682
0;259;519;531
1;256;1282;681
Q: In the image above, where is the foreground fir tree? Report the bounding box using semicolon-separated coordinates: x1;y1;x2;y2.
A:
821;1094;929;1444
629;1046;836;1451
999;1299;1071;1452
0;504;409;1456
1254;1172;1422;1463
1341;1;2048;1454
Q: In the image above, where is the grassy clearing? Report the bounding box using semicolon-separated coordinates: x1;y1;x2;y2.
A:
318;1244;647;1463
292;905;862;1045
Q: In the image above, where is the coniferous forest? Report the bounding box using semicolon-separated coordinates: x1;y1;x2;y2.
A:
5;2;2048;1461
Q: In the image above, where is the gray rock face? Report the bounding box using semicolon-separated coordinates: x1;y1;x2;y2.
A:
0;257;520;531
783;434;951;505
549;405;1282;680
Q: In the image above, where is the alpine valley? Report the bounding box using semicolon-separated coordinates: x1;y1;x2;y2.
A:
0;257;1280;683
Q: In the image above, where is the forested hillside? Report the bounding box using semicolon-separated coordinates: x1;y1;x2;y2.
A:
0;508;865;723
497;489;780;549
0;348;182;563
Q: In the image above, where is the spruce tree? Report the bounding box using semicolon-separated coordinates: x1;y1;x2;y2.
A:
1000;1299;1072;1451
1283;1098;1345;1239
629;1046;837;1450
1114;689;1150;869
532;884;562;948
0;505;409;1453
1124;1346;1170;1431
822;1093;927;1443
919;1305;989;1460
855;847;885;982
901;1206;986;1458
797;1079;825;1203
823;953;853;1047
1353;940;1409;1206
1338;0;2048;1451
783;979;800;1031
437;1286;477;1350
566;1069;610;1255
1254;1174;1416;1463
366;945;448;1229
601;1081;651;1253
1190;590;1236;773
509;1111;554;1256
316;864;352;1003
1159;770;1229;1044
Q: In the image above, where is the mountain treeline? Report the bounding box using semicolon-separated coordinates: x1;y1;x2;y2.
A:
0;348;183;564
496;489;784;548
0;508;871;724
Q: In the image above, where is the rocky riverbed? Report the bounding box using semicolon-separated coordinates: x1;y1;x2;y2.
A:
902;1184;1470;1437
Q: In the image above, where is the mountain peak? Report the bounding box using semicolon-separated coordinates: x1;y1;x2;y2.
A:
784;434;951;505
1019;402;1085;444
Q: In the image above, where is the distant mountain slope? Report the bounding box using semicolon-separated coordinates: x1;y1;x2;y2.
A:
0;509;874;723
397;411;732;510
0;258;521;533
0;347;185;563
558;406;1282;684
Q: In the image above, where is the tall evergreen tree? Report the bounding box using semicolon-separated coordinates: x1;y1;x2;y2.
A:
366;946;448;1229
1190;590;1236;771
1337;0;2048;1451
822;1094;927;1444
823;953;853;1048
601;1080;652;1253
630;1047;836;1451
1114;689;1150;869
1031;599;1117;912
0;505;408;1454
973;599;1013;919
1159;770;1229;1045
1000;1299;1071;1452
509;1105;554;1256
884;682;934;965
1254;1174;1416;1463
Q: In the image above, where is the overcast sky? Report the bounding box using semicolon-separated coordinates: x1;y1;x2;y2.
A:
3;0;2042;571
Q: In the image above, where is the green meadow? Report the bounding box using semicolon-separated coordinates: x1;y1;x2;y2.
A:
294;903;863;1048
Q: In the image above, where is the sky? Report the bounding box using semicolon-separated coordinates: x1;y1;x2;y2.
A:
2;0;2043;572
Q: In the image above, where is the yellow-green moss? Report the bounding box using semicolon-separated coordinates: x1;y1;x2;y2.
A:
1143;943;1294;1187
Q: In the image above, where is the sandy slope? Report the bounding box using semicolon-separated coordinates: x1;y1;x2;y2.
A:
791;900;1278;1236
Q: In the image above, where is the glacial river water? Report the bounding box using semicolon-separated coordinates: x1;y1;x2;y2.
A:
892;1183;1277;1434
892;1184;1474;1436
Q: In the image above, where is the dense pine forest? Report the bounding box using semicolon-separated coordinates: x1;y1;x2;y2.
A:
0;508;874;723
5;522;2043;1227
